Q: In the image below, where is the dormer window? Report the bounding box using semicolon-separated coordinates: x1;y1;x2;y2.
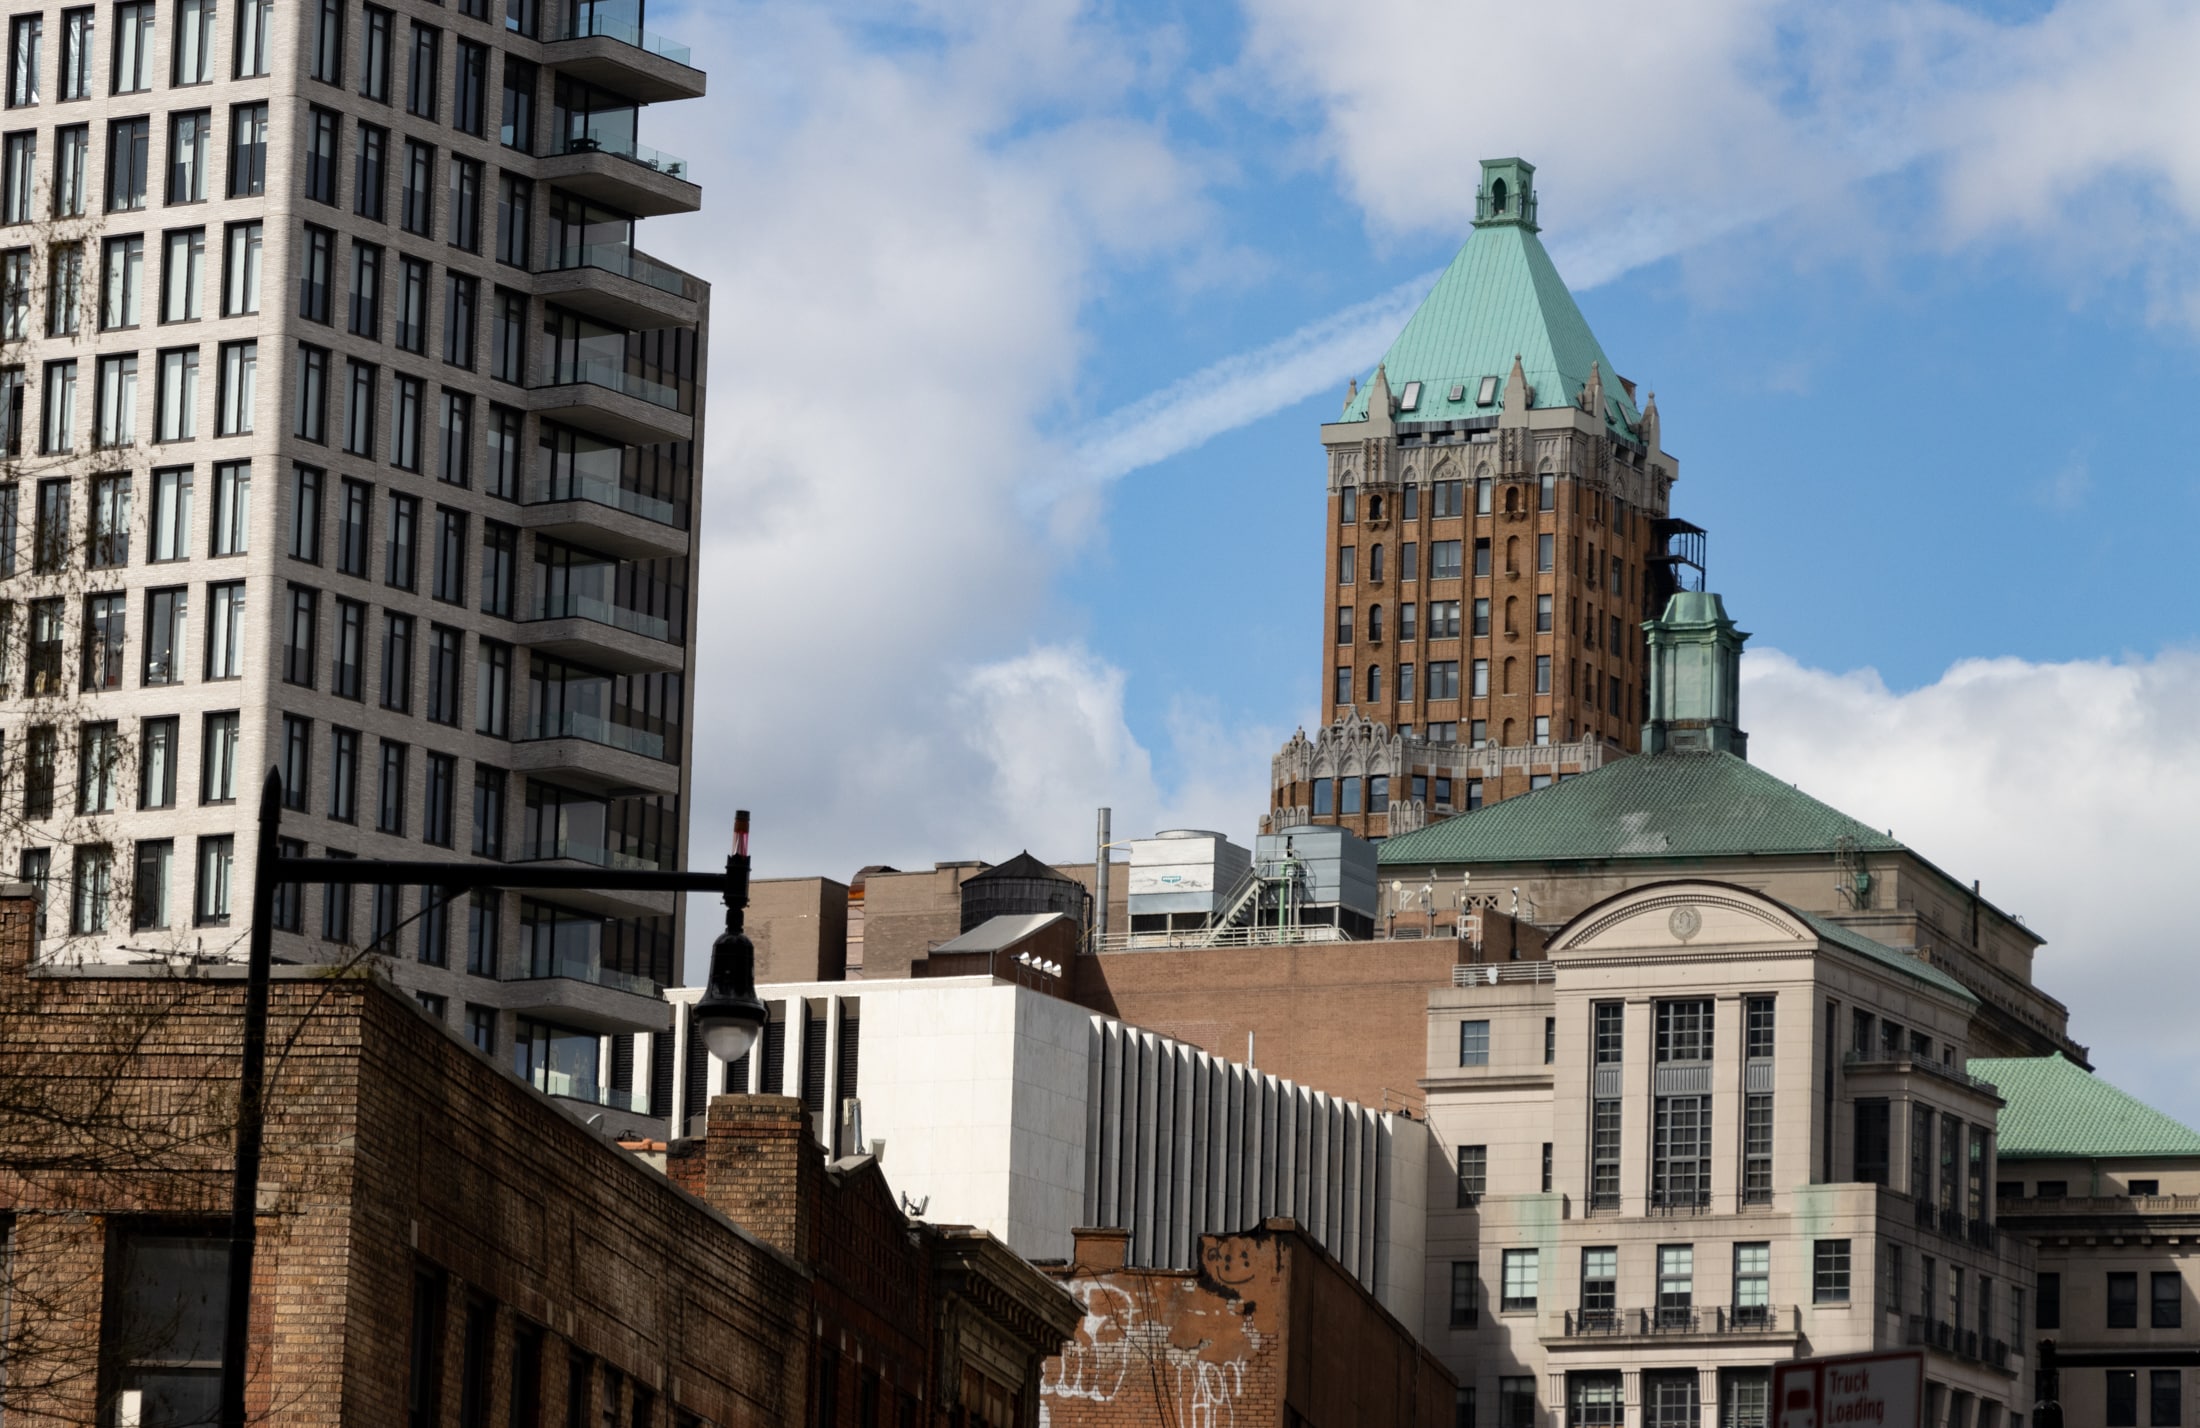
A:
1398;380;1421;412
1476;375;1499;406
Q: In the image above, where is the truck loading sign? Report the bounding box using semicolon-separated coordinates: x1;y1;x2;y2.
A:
1771;1351;1924;1428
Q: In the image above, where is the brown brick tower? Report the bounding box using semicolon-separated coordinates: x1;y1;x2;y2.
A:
1269;158;1704;840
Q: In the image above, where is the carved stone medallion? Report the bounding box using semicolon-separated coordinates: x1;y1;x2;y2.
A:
1668;905;1702;942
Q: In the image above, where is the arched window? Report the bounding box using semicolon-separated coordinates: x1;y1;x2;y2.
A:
1367;665;1382;703
1369;605;1384;642
1370;543;1385;583
1501;718;1516;746
1502;657;1517;695
1504;485;1520;515
1491;178;1508;214
1367;493;1383;521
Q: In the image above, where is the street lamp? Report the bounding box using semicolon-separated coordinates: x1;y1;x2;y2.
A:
693;809;767;1062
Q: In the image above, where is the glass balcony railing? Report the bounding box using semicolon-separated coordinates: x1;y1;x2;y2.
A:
527;593;672;643
542;242;699;301
524;473;684;529
524;710;667;761
513;837;669;873
561;6;692;65
554;132;690;183
510;950;660;998
536;357;681;411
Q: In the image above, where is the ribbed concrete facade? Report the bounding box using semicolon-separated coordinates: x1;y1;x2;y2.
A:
661;976;1430;1330
0;0;707;1134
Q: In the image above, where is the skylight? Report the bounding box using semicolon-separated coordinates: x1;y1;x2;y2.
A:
1398;380;1421;412
1448;384;1466;403
1476;375;1499;406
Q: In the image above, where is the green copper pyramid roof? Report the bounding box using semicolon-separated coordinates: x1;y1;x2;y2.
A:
1339;220;1642;435
1377;751;1904;865
1969;1055;2200;1160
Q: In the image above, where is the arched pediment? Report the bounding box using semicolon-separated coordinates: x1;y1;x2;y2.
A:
1549;881;1812;955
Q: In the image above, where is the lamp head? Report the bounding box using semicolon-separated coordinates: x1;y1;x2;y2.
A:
695;924;766;1063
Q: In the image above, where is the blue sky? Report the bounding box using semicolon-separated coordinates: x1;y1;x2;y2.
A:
644;0;2200;1121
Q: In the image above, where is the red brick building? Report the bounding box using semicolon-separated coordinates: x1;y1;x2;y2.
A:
1038;1222;1453;1428
0;889;1072;1427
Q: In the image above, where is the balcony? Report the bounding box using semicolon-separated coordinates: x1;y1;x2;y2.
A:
524;595;681;673
535;243;701;330
521;474;688;560
529;358;693;445
514;712;680;795
498;963;669;1035
1557;1306;1799;1342
506;837;676;920
547;10;706;104
540;134;700;217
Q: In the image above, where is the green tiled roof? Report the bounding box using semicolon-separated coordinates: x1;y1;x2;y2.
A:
1793;908;1976;1007
1337;221;1641;435
1378;751;1904;866
1969;1056;2200;1160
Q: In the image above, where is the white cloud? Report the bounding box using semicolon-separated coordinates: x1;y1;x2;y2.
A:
1745;646;2200;1127
1063;0;2200;492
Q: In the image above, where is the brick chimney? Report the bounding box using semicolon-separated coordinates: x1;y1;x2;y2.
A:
1071;1227;1131;1272
700;1094;821;1261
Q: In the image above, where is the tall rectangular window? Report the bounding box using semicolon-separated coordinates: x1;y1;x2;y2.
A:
1734;1243;1771;1326
444;273;478;366
1854;1099;1891;1185
283;585;318;687
81;595;124;691
350;242;383;338
328;727;359;823
1458;1019;1489;1067
491;288;525;382
174;0;215;84
1655;1244;1693;1327
155;347;197;441
332;597;365;698
305;107;340;205
46;242;80;335
132;838;172;928
424;752;456;846
1450;1262;1478;1328
1812;1240;1851;1304
50;121;82;214
381;611;414;711
311;0;345;84
407;22;441;120
94;353;138;447
88;472;130;567
1500;1250;1537;1312
142;586;186;685
161;227;204;321
299;226;335;324
6;15;39;107
228;103;267;197
336;479;372;576
101;1227;234;1412
377;738;408;833
360;6;392;101
150;469;190;562
2110;1272;2140;1329
291;465;324;563
107;118;149;211
166;110;209;203
111;2;154;94
34;476;67;571
204;581;243;678
2155;1272;2182;1329
454;41;487;135
210;461;247;555
486;404;520;498
440;391;473;487
59;10;92;100
217;340;255;436
1580;1247;1617;1324
1652;999;1712;1210
396;256;428;353
222;221;262;316
1455;1144;1486;1207
196;834;233;922
1590;1001;1622;1208
425;624;460;724
471;764;504;856
355;123;388;221
233;0;271;77
281;714;311;810
199;710;239;801
474;639;509;737
345;360;378;457
1;130;31;223
497;172;532;267
386;493;418;589
295;344;329;443
433;507;467;604
392;374;423;471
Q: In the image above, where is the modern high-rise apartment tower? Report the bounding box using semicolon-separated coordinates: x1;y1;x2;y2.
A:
1268;159;1705;840
0;0;706;1124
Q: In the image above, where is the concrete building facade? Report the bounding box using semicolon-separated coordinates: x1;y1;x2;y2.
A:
1269;157;1707;840
0;0;708;1127
658;975;1429;1331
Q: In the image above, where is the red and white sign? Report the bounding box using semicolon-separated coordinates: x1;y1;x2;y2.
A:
1771;1350;1924;1428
